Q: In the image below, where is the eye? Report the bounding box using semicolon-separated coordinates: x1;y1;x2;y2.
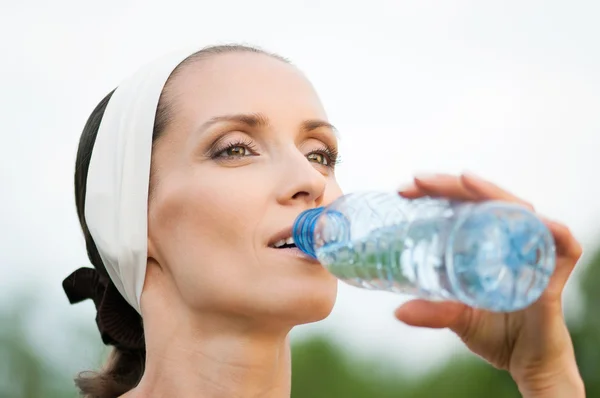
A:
212;139;258;159
306;145;340;169
307;152;329;166
222;145;249;157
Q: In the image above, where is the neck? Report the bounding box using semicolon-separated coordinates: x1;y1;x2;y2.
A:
129;313;292;398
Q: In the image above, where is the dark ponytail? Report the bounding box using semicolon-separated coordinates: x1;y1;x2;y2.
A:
74;349;145;398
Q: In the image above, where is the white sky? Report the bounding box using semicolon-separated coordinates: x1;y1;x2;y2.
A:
1;0;599;374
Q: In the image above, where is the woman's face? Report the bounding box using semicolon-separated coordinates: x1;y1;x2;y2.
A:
146;52;342;328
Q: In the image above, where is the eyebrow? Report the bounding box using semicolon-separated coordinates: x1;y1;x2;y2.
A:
198;112;338;135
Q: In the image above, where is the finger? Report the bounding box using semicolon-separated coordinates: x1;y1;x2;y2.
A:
411;174;479;201
395;299;467;329
540;217;583;285
397;182;425;199
543;219;583;261
460;173;534;210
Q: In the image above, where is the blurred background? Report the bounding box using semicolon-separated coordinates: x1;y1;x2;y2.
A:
1;1;600;397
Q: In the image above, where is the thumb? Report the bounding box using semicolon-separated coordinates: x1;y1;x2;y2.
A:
395;299;468;329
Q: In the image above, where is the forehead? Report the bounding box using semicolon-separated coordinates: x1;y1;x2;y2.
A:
166;52;327;124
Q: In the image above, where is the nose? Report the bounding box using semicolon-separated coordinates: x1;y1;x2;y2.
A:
276;149;327;207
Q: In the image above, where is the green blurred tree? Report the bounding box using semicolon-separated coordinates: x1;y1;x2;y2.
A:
291;335;521;398
0;295;77;398
571;247;600;396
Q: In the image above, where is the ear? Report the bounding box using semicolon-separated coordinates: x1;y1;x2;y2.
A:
147;236;162;267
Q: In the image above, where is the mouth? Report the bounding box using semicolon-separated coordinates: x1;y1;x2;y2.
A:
267;226;321;264
268;228;297;249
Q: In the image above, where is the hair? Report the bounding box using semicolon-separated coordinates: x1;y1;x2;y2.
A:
73;44;289;398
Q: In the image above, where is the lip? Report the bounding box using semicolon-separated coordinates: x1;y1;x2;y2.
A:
268;246;320;264
267;226;294;247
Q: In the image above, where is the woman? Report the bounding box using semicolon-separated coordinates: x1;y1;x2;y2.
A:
63;44;585;397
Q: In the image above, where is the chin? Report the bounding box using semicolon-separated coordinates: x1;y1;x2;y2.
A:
295;300;336;325
201;269;339;328
280;278;338;326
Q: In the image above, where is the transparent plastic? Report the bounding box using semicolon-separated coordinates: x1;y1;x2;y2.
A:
293;192;556;312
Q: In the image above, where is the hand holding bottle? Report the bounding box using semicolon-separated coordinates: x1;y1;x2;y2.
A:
395;173;584;398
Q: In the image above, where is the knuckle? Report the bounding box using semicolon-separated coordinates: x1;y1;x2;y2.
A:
571;241;584;260
554;221;583;259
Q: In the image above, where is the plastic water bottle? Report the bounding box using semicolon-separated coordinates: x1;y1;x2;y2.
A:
292;192;556;312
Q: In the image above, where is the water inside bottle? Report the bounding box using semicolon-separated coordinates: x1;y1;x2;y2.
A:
316;202;555;312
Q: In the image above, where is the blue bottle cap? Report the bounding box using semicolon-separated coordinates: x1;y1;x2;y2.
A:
292;207;325;258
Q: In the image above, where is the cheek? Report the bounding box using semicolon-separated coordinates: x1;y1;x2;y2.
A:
147;165;342;321
148;167;269;310
324;177;343;204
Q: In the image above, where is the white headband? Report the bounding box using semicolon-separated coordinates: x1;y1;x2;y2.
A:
85;49;196;314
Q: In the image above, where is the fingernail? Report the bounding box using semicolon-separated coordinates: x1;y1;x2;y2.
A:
414;173;439;181
462;171;483;181
397;182;416;192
